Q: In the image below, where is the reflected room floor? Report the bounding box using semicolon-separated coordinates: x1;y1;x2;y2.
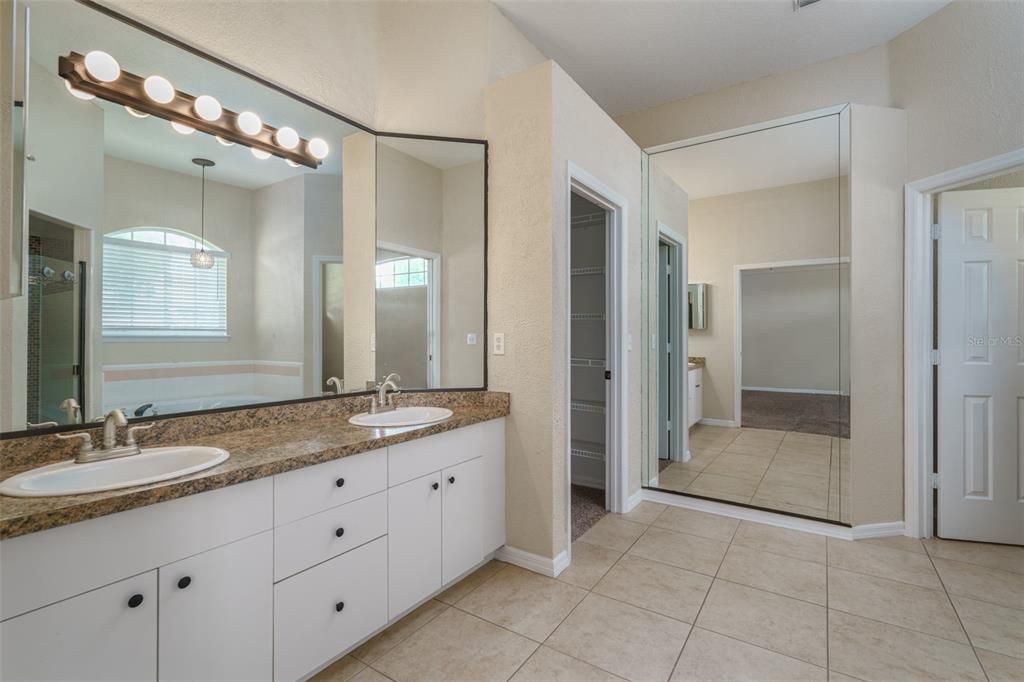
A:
314;510;1022;682
658;426;849;523
742;390;850;438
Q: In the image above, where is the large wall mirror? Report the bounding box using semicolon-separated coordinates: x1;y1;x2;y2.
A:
643;110;850;524
0;1;486;434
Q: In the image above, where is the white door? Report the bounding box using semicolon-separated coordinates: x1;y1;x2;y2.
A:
937;187;1024;544
442;456;484;584
158;531;273;681
0;571;157;681
388;471;443;619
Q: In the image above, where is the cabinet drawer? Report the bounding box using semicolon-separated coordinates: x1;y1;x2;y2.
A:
274;448;386;526
389;420;499;487
1;571;157;681
274;537;387;682
274;491;387;581
0;478;272;621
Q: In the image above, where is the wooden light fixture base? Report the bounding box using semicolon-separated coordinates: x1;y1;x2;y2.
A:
59;52;322;169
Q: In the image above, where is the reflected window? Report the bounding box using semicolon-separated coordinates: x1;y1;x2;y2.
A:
102;227;228;337
376;256;428;289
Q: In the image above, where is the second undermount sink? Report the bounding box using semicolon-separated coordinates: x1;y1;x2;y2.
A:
0;446;229;498
348;406;453;428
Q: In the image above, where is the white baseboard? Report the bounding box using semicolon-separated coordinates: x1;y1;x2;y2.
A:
850;521;907;539
698;418;737;428
496;545;570;577
742;386;848;396
642;489;902;541
623;488;644;513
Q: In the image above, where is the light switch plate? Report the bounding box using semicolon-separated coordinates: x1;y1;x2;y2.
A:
466;333;477;345
493;333;505;355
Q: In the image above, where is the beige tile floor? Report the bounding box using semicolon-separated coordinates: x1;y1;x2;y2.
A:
313;505;1024;682
658;425;850;523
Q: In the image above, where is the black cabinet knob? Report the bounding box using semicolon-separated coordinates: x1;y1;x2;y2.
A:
177;576;192;590
335;477;345;488
448;476;455;484
127;594;144;608
431;482;439;490
335;601;345;613
335;527;345;538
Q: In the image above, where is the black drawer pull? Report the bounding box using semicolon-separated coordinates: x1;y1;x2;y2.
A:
335;477;345;488
127;594;144;608
177;576;192;590
448;476;455;484
335;527;345;538
335;601;345;613
431;482;439;490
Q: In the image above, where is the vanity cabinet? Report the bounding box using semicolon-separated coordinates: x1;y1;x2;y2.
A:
0;417;506;682
688;367;703;428
0;571;158;681
158;531;273;681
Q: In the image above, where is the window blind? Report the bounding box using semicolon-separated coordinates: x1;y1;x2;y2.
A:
102;236;228;337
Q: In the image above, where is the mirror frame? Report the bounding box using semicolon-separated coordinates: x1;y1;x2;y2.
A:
2;0;488;439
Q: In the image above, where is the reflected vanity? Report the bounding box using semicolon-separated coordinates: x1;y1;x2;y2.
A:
1;0;487;435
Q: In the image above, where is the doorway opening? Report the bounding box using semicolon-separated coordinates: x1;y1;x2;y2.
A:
905;149;1024;542
313;256;344;395
26;213;88;428
375;242;441;388
569;191;609;539
656;224;688;484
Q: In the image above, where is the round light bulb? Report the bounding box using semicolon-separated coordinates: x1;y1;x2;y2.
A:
171;121;195;135
124;105;149;118
64;79;95;101
285;159;300;168
143;75;175;104
236;111;262;136
251;148;271;160
193;95;222;122
84;50;120;82
274;126;299;150
308;137;329;160
215;136;235;147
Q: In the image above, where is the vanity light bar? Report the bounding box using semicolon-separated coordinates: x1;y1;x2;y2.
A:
58;52;324;169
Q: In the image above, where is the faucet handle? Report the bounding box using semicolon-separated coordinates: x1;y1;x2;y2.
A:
125;422;156;447
56;431;94;453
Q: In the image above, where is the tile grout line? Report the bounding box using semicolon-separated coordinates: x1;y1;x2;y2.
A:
921;543;991;681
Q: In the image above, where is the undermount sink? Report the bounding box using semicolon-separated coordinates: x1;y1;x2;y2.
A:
348;406;453;428
0;446;229;498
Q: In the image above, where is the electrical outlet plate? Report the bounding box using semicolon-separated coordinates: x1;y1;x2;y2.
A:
493;333;505;355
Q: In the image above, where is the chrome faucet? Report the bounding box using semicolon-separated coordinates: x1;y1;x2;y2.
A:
56;409;154;463
370;373;401;414
326;376;344;395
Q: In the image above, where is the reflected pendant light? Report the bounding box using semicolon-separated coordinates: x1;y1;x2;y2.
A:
190;158;215;270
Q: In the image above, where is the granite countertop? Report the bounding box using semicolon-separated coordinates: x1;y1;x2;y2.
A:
0;404;507;540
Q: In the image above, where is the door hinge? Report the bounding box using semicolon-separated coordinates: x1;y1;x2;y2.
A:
930;224;941;240
666;420;672;431
930;472;940;489
71;364;80;376
931;349;941;365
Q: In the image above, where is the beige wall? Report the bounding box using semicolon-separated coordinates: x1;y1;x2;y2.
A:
688;178;842;422
442;161;486;387
103;156;257;366
487;61;642;559
302;175;344;395
342;133;377;391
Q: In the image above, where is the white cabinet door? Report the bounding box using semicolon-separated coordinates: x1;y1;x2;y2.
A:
388;472;442;619
158;531;273;681
274;537;387;682
0;571;157;681
442;457;484;584
480;418;506;552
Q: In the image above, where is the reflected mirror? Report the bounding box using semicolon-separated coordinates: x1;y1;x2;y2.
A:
374;136;486;390
643;112;850;524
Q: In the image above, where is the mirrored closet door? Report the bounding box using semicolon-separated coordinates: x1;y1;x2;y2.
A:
643;111;851;524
